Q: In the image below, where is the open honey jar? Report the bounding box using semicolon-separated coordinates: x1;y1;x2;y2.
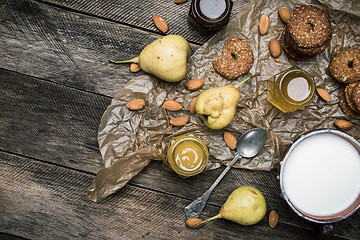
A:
189;0;233;34
267;67;315;112
166;133;209;177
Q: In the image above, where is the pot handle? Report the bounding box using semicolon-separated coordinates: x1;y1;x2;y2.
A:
315;223;335;238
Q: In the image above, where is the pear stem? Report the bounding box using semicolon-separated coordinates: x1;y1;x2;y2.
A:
109;56;139;64
233;73;260;89
194;214;222;228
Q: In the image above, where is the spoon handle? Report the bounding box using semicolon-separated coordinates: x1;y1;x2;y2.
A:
184;153;241;219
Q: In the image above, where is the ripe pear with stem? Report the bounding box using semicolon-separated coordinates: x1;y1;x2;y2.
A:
195;186;267;227
109;35;191;82
195;74;258;129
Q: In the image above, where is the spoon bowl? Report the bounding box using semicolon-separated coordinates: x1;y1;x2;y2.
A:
237;128;267;157
184;128;268;219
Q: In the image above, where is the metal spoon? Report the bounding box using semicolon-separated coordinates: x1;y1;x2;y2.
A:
184;128;268;219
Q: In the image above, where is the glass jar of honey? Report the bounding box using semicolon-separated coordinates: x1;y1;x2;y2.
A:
267;67;315;112
189;0;233;34
166;133;209;177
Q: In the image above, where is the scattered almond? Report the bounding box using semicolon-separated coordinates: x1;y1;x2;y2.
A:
129;63;141;73
186;79;205;91
189;97;198;115
269;210;279;228
259;15;270;35
153;15;168;33
335;119;353;130
269;38;281;58
170;116;189;126
278;8;291;23
174;0;188;3
316;88;331;102
163;100;182;111
185;218;204;228
126;99;145;110
224;131;237;150
275;58;281;63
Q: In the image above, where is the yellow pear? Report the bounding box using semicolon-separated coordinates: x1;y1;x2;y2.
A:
110;35;191;82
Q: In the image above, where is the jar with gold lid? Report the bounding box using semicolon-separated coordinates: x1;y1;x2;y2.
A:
189;0;233;34
267;67;315;113
166;133;209;177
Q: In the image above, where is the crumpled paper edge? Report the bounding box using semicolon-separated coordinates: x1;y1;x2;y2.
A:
88;0;360;201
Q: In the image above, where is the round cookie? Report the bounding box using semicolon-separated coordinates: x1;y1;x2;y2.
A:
284;27;330;57
212;37;254;80
339;86;360;119
287;5;332;49
351;81;360;112
329;48;360;83
281;28;310;61
345;83;359;113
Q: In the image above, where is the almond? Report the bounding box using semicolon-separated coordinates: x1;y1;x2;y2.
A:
170;116;189;126
186;79;205;91
153;15;168;33
335;119;353;130
269;210;279;228
126;99;145;110
189;97;197;115
259;15;270;35
279;8;291;24
185;218;204;228
163;100;182;111
174;0;188;3
269;38;281;58
224;131;237;150
316;88;331;102
129;63;141;73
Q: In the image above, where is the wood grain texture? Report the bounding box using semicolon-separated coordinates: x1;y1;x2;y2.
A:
0;68;108;173
1;0;198;97
1;0;360;239
0;151;346;240
1;69;358;238
38;0;249;45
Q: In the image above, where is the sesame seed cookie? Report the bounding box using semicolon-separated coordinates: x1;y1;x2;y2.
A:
212;37;254;80
345;83;359;113
351;81;360;112
287;5;332;49
329;48;360;84
339;86;360;119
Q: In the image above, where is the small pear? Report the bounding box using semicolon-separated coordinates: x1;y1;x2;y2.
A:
196;186;267;227
110;35;191;82
195;75;254;129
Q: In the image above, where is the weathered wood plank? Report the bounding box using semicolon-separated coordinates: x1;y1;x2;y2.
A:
38;0;249;45
0;233;27;240
0;0;198;97
0;68;108;173
0;151;346;240
1;69;359;239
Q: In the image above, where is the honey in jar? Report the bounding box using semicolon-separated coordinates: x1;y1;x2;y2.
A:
189;0;233;34
267;67;315;112
166;133;209;177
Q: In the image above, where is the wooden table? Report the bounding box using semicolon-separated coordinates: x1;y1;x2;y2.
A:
1;0;359;239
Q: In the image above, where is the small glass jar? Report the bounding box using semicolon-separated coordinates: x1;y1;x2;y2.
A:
189;0;233;34
267;67;315;113
166;133;209;177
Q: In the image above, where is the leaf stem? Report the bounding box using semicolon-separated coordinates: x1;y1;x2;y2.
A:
108;56;139;64
193;214;222;228
234;73;260;89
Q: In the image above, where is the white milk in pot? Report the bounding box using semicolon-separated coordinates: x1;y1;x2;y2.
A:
280;130;360;223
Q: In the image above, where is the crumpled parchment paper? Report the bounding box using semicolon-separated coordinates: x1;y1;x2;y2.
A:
88;0;360;201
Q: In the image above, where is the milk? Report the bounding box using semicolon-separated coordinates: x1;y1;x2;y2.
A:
282;133;360;217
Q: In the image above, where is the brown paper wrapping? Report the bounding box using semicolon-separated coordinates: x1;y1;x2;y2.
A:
88;0;360;201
